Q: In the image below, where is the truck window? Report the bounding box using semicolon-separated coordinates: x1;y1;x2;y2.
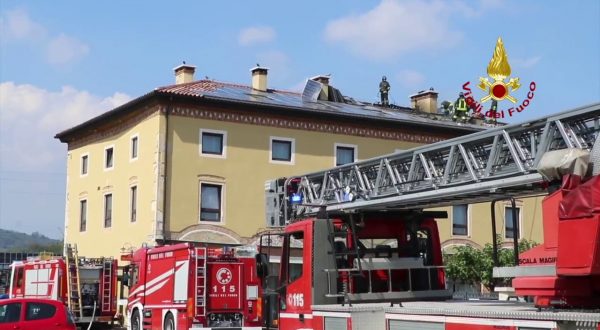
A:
14;268;23;290
131;263;139;286
287;232;304;283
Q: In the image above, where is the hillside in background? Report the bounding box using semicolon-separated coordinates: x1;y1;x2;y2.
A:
0;229;62;253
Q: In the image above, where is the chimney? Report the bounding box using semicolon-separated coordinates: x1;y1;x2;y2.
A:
410;88;439;113
174;63;196;84
311;75;330;100
251;66;269;92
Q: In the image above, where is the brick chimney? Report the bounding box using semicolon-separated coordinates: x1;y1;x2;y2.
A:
251;66;269;92
311;75;330;100
174;63;196;84
410;88;439;113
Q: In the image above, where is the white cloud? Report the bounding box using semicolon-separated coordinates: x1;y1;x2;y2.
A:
323;0;500;60
0;8;47;41
396;70;426;88
238;26;276;46
0;8;89;65
46;34;90;65
0;82;131;170
512;56;541;69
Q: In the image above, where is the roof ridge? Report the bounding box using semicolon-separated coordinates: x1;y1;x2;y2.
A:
156;78;301;95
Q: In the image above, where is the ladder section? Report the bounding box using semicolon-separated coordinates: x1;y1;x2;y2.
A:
326;216;364;304
195;247;207;317
65;244;83;319
101;259;113;312
275;103;600;222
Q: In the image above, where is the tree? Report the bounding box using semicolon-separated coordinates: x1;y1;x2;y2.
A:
444;236;538;291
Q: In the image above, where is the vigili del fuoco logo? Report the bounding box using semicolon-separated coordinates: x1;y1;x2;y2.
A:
461;37;537;119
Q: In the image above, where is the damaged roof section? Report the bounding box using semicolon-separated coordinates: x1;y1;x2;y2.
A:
56;65;486;141
154;78;484;132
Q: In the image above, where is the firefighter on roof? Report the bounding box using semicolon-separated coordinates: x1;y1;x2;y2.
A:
453;92;470;122
379;76;391;107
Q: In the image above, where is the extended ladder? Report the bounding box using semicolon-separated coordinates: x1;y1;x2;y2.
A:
101;259;113;312
271;103;600;223
65;244;83;319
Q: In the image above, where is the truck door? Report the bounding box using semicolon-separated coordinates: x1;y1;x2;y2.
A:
279;224;313;329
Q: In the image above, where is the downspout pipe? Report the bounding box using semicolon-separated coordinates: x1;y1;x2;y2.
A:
158;97;172;245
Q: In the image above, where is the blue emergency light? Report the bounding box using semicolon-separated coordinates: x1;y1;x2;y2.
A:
290;193;303;204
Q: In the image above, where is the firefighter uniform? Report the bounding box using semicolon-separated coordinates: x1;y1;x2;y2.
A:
453;93;469;122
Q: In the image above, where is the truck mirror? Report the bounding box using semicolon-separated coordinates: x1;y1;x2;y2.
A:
255;253;269;279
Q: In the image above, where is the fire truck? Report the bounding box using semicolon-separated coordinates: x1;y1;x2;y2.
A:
8;245;119;324
123;243;262;330
258;103;600;330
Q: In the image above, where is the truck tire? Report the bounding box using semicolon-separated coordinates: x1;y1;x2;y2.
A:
164;313;175;330
131;309;141;330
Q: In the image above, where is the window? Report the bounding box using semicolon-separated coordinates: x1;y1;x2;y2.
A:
0;302;21;323
505;206;521;239
131;135;138;160
104;146;114;169
270;137;294;163
452;204;468;236
130;186;137;222
335;144;356;166
25;302;56;321
200;183;222;222
79;200;87;232
81;154;88;175
130;263;139;287
287;232;304;283
104;194;113;228
200;129;227;157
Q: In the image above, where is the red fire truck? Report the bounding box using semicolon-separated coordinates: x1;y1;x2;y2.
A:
257;103;600;329
123;243;262;330
8;246;118;325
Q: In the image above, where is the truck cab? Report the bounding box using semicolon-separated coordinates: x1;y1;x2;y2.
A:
257;211;451;330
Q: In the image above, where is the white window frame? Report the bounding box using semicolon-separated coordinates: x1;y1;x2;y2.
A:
79;199;88;232
199;181;225;224
130;185;137;223
103;192;113;228
104;145;115;171
80;153;89;177
130;134;139;162
504;205;522;240
269;136;295;165
334;143;358;166
199;129;227;159
451;204;470;237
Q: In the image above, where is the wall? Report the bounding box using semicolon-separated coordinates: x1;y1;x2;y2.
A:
437;196;545;250
64;112;162;257
165;115;422;241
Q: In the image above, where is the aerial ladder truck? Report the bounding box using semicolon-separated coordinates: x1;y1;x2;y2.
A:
258;102;600;330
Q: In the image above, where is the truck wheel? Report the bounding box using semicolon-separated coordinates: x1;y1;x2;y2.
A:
164;313;175;330
131;310;141;330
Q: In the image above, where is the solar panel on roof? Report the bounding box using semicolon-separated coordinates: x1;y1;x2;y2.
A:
302;79;322;102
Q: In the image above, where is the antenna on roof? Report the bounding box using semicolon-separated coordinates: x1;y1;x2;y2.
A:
183;61;186;64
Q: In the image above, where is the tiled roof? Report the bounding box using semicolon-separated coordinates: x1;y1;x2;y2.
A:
155;80;485;132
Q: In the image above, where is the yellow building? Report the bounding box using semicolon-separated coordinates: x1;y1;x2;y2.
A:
55;65;538;258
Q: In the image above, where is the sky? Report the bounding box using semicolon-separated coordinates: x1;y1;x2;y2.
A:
0;0;599;239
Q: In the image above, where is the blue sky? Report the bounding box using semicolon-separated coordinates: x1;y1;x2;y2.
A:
0;0;599;239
